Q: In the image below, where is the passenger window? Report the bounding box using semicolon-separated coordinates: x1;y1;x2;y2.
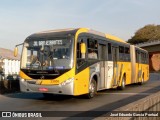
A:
119;46;124;61
125;47;130;61
108;43;112;61
87;39;98;59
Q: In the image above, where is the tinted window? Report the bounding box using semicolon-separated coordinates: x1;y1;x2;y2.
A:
87;39;98;59
125;47;130;61
119;46;124;61
108;43;112;61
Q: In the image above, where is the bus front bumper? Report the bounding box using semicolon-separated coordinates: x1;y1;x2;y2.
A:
20;79;74;95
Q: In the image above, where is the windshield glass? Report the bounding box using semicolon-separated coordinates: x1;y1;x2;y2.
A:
21;38;74;70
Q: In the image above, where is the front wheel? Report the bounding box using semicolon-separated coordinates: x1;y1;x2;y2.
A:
86;79;97;99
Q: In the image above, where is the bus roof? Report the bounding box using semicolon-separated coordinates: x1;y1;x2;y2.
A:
35;28;77;34
105;33;127;43
26;28;128;44
134;45;148;53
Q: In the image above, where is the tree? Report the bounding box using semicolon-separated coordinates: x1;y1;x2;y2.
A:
127;24;160;44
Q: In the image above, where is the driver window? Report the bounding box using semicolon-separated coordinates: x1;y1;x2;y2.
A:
77;38;86;68
28;49;38;64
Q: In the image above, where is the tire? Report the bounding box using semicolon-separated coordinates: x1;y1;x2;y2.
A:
139;75;144;85
118;76;125;90
86;79;97;99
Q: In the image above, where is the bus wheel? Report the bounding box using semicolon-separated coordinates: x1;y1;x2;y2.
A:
86;79;97;99
118;76;125;90
139;75;144;85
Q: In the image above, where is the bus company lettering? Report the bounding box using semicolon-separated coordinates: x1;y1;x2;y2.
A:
33;40;63;46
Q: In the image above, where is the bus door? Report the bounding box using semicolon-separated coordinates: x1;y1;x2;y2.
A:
99;44;106;89
112;46;118;86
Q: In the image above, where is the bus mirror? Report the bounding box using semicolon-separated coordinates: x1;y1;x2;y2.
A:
14;47;18;57
80;43;86;54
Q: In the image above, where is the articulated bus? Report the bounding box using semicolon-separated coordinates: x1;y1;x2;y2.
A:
14;28;149;98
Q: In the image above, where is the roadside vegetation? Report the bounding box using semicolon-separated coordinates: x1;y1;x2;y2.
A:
127;24;160;44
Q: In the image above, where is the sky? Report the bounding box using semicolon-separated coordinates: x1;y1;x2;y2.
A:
0;0;160;50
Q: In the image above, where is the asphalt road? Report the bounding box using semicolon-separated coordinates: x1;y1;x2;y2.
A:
0;73;160;120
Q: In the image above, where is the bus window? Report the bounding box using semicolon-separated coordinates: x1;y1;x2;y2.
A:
87;39;98;59
141;52;144;64
144;53;146;64
99;44;106;60
108;43;112;61
119;46;124;61
136;50;139;63
125;47;130;61
146;53;149;64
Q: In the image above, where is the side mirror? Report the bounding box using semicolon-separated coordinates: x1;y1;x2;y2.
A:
80;43;86;54
14;47;18;57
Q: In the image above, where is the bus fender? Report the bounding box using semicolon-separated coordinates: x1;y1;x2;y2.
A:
89;72;99;87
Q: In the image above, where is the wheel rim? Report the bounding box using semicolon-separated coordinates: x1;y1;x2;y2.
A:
141;77;144;84
122;78;125;88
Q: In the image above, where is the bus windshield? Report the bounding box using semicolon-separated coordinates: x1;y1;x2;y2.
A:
21;38;74;70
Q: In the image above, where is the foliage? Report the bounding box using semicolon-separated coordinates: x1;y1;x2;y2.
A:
127;24;160;44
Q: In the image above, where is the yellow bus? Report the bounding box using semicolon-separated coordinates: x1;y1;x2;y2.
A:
14;28;149;98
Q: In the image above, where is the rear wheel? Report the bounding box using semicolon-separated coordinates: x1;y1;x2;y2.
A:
118;76;125;90
86;79;97;99
139;74;144;85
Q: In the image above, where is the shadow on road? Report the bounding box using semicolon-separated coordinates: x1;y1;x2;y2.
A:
4;93;75;101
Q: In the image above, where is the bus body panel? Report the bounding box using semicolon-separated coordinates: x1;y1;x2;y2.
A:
20;67;75;95
106;61;113;89
74;67;89;95
20;79;74;95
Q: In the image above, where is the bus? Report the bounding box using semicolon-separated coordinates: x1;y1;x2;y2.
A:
14;28;149;98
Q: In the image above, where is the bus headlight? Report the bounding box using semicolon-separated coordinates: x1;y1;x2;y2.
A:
61;78;74;86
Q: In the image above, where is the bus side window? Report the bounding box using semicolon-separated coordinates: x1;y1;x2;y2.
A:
87;39;98;59
99;44;106;60
136;50;139;63
146;53;149;64
143;53;146;64
108;43;112;61
141;52;144;64
125;47;130;61
119;46;124;61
